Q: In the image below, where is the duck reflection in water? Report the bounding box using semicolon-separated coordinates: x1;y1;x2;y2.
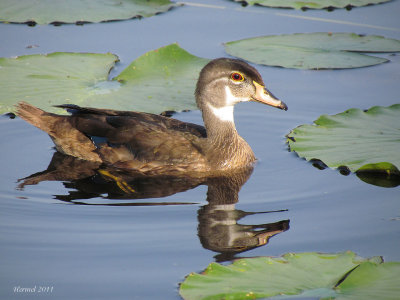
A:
198;174;289;262
18;152;289;261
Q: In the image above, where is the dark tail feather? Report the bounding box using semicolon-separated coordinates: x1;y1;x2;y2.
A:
15;102;101;162
16;101;51;132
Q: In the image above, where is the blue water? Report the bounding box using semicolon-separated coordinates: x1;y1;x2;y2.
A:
1;1;399;299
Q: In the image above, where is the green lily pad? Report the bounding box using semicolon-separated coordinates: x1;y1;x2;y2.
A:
287;105;400;175
233;0;391;10
0;0;179;25
180;251;400;300
336;261;400;299
224;33;400;69
0;44;210;114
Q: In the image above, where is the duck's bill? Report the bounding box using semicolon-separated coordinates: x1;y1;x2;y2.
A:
252;81;288;111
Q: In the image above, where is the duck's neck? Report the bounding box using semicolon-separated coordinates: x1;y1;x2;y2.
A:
202;102;237;141
201;101;255;167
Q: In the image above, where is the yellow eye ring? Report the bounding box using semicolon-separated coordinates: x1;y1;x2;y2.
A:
231;72;244;82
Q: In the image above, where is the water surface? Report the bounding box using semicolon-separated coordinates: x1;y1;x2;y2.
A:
1;1;399;299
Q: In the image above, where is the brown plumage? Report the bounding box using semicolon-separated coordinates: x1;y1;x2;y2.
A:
16;58;287;176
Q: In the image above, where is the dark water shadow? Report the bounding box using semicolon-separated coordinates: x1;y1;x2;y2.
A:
356;171;400;188
308;158;400;188
17;152;290;261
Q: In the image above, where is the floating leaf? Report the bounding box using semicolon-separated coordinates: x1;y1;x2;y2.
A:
0;44;210;114
0;0;179;25
287;105;400;175
233;0;391;10
180;251;400;300
336;262;400;299
0;52;118;114
225;33;400;69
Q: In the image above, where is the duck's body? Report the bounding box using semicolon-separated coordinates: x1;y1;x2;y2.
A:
16;58;287;175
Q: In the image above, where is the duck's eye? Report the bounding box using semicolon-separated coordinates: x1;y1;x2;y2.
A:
231;72;244;82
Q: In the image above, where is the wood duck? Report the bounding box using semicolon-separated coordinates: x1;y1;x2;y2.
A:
16;58;287;176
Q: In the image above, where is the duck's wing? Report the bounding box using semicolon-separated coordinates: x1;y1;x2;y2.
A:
56;104;207;138
17;102;209;173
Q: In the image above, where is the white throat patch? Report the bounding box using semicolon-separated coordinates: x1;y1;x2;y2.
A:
207;103;234;122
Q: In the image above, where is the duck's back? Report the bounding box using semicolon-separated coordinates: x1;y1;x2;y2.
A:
17;102;210;174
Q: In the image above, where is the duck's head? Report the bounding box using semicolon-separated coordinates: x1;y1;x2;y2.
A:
195;58;287;121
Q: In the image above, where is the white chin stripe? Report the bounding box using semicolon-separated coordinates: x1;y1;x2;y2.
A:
206;87;250;122
225;86;250;106
207;103;234;122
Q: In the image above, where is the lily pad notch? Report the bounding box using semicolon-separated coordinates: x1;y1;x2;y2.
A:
179;251;400;300
287;104;400;178
0;43;210;115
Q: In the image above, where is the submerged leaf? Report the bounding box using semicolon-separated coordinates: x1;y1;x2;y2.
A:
287;105;400;175
0;44;209;114
180;251;399;300
225;33;400;69
233;0;391;10
0;0;179;25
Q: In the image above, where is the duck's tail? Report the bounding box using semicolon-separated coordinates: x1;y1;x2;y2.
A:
16;102;101;162
16;101;52;133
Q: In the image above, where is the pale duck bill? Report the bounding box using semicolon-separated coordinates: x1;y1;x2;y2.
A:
252;81;288;111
